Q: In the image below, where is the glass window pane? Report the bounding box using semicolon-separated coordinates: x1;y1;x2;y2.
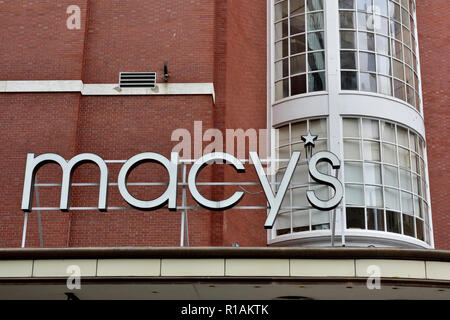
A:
307;0;323;11
311;210;330;230
308;72;326;92
376;35;390;55
275;39;289;60
403;214;415;237
291;74;307;96
385;188;400;211
357;0;372;12
346;207;365;229
345;162;364;183
366;186;383;207
403;26;411;47
384;165;398;187
400;168;412;190
291;121;307;142
275;20;289;40
386;210;401;233
359;32;375;51
307;32;324;51
308;52;325;71
358;12;374;31
360;73;377;92
275;1;288;21
398;148;411;170
291;54;306;75
275;79;290;100
375;16;389;35
393;60;404;80
402;192;414;214
290;14;306;35
343;118;360;137
307;12;324;31
290;0;306;15
382;122;396;143
394;79;406;101
276;213;291;236
389;1;401;22
344;140;361;159
310;118;327;137
291;34;306;54
364;141;381;161
391;39;403;60
363;119;380;139
368;208;385;231
341;51;358;69
365;163;382;184
275;58;289;80
340;11;355;29
360;52;376;72
416;218;424;241
339;0;355;9
390;21;402;41
278;125;290;146
377;55;391;75
341;71;359;90
378;75;392;95
374;0;388;16
292;187;308;207
340;31;357;49
292;210;310;232
383;144;397;165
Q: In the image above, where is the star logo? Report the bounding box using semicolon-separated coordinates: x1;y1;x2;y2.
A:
301;130;318;147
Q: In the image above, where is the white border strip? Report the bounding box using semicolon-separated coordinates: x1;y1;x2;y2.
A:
0;81;215;103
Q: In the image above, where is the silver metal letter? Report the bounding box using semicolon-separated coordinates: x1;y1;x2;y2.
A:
118;152;179;210
188;152;245;210
250;151;301;229
21;153;109;212
306;151;343;210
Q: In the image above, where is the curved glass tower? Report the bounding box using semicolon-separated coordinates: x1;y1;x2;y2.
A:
269;0;433;248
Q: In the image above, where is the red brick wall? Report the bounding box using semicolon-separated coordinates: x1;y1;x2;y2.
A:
416;0;450;249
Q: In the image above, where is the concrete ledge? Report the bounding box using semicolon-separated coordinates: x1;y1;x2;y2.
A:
0;260;33;278
426;261;450;281
0;81;215;103
97;259;160;277
161;259;224;277
226;259;289;276
33;259;97;277
290;259;355;277
355;259;426;279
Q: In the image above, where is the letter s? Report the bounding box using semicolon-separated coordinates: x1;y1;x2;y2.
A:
306;151;343;210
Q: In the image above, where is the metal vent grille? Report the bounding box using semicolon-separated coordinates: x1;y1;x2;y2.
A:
119;72;157;88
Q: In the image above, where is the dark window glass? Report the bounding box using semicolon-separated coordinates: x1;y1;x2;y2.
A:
367;208;385;231
341;51;358;69
340;11;355;29
394;79;406;101
416;218;424;241
290;15;306;35
290;0;306;15
341;71;358;90
386;210;401;234
275;79;290;100
339;0;354;9
308;72;326;92
346;207;365;229
359;32;375;51
403;214;415;237
291;34;306;54
275;1;288;20
307;12;324;31
291;74;307;95
340;31;356;49
290;54;306;75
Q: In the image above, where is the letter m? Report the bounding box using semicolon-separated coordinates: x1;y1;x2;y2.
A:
21;153;109;212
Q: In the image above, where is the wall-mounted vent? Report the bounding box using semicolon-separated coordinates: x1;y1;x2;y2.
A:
119;72;157;88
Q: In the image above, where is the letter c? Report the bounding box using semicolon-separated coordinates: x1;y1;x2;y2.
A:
188;153;245;210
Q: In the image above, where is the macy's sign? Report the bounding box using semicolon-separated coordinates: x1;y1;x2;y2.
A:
21;151;343;229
